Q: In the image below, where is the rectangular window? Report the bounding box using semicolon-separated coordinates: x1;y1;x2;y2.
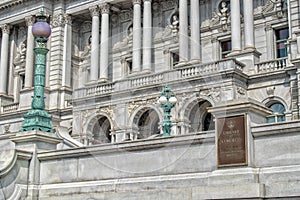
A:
171;52;179;66
275;28;289;58
221;40;232;58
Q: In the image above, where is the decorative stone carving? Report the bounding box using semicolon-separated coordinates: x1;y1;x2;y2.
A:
3;124;10;134
14;41;27;66
119;11;132;22
100;3;110;14
64;14;72;25
80;35;91;61
81;21;92;33
210;0;230;31
98;106;114;119
51;13;64;28
0;24;10;34
111;14;118;27
236;87;246;99
200;87;221;102
161;0;176;10
128;98;158;116
266;86;275;96
262;0;286;18
25;16;35;27
169;14;179;37
89;6;99;17
132;0;142;5
113;25;133;49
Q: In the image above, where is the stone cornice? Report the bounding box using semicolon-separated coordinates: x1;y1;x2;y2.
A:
0;0;24;10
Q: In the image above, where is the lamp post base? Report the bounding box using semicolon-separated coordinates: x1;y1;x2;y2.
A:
21;109;54;133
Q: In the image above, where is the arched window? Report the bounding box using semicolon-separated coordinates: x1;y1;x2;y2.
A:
267;102;286;123
137;109;160;139
92;116;111;144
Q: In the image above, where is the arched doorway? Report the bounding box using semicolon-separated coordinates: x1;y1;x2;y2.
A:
92;115;111;144
137;109;160;139
188;101;214;133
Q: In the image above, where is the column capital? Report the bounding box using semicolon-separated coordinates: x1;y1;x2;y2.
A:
25;16;35;27
89;6;100;17
0;24;10;34
132;0;142;5
99;3;110;14
143;0;152;2
64;14;72;25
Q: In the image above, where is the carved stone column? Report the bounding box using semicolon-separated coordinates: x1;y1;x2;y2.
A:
243;0;255;50
230;0;241;53
132;0;142;73
62;14;72;88
24;16;35;89
142;0;152;72
190;0;200;62
89;6;100;81
0;24;10;94
99;3;110;81
179;0;189;63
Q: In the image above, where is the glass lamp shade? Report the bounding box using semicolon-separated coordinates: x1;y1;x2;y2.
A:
169;96;177;104
32;21;51;38
159;96;168;104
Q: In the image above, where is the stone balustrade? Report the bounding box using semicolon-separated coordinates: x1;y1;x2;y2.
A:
180;58;244;78
1;103;19;113
130;73;164;87
74;58;245;99
255;58;287;74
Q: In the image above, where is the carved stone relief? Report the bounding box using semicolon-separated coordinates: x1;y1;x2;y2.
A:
128;98;158;116
262;0;286;18
210;0;230;31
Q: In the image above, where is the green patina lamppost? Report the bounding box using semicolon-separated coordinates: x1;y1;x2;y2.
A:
20;11;54;133
158;86;177;136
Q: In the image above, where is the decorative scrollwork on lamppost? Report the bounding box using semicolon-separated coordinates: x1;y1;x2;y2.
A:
158;86;177;136
20;10;54;133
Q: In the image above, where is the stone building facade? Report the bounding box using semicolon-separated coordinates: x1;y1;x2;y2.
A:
0;0;300;199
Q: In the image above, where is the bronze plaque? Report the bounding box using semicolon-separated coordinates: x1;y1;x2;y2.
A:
217;115;247;167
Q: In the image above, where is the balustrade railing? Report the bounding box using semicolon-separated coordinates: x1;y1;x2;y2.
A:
255;58;287;74
86;83;114;96
130;73;164;87
1;103;19;113
180;58;243;78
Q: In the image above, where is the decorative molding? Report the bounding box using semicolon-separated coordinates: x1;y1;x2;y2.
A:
64;14;72;25
119;11;132;22
0;24;10;34
132;0;142;5
262;0;286;18
51;13;64;28
100;3;110;14
25;16;35;27
89;6;100;17
266;86;275;96
98;106;114;119
128;98;157;116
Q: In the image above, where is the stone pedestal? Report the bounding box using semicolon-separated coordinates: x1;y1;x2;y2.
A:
11;130;61;152
209;98;272;167
228;49;261;74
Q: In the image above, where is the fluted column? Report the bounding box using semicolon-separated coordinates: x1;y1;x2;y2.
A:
132;0;142;73
62;14;72;87
0;24;10;94
24;16;35;89
179;0;189;63
243;0;255;50
99;3;110;81
142;0;152;71
89;6;100;81
190;0;200;61
230;0;241;53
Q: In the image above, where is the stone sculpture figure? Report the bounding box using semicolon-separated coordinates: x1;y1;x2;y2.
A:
14;41;27;65
169;14;179;36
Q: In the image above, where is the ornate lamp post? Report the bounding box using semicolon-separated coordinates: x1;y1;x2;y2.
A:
20;11;54;133
158;86;177;136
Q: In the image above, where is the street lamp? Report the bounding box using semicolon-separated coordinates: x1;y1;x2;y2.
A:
20;11;54;133
158;86;177;136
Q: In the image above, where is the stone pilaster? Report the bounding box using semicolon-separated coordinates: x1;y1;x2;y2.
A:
190;0;200;62
0;24;10;94
243;0;255;50
179;0;188;63
132;0;142;73
99;3;110;82
89;6;100;81
24;16;35;89
62;14;72;88
230;0;241;53
142;0;152;72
